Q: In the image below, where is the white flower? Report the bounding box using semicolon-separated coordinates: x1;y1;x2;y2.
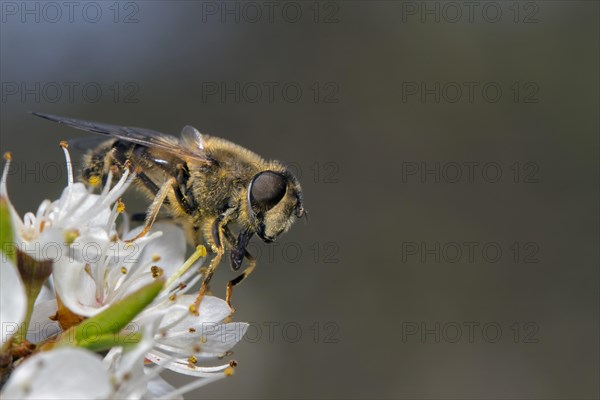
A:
145;294;248;377
0;146;249;398
1;348;112;399
1;147;140;262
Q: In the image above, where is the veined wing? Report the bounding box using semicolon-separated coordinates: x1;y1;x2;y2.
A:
31;112;209;164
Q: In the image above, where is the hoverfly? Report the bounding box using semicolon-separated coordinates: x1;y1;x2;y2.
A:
32;112;305;313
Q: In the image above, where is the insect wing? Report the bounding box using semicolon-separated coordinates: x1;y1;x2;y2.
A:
180;125;205;151
31;112;209;164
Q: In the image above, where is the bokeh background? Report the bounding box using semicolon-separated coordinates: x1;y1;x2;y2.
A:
1;1;598;398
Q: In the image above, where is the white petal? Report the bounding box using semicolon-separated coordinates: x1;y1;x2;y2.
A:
160;295;231;329
156;296;247;357
145;374;182;400
1;257;27;347
52;255;104;317
125;223;186;276
191;322;248;357
1;348;111;399
53;183;112;229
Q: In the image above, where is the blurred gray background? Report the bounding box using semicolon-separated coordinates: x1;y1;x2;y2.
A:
1;1;598;399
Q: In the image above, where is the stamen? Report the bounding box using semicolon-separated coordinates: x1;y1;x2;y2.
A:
151;266;164;279
166;245;207;289
59;141;74;188
101;168;135;208
64;229;79;245
116;199;125;214
1;152;13;196
100;168;115;198
106;199;125;234
55;142;77;221
88;175;101;187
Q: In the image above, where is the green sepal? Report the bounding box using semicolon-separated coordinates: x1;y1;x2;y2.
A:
78;332;142;353
71;279;164;345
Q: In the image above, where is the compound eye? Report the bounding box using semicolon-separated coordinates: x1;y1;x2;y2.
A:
250;171;287;211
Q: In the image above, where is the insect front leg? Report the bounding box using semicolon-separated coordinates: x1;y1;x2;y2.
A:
191;210;234;315
223;226;257;312
224;227;254;271
226;253;257;313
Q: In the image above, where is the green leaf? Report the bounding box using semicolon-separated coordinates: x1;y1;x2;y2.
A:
73;279;164;344
77;332;142;353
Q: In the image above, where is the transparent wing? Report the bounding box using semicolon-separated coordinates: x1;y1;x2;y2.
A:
31;112;209;163
66;136;109;151
180;125;205;151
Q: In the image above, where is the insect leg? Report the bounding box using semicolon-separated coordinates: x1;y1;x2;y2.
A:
226;254;257;312
224;227;254;271
171;176;194;215
175;163;198;211
125;177;177;243
110;143;161;195
190;213;229;315
222;226;257;311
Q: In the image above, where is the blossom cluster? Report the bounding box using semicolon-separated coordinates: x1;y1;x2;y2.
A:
0;146;248;399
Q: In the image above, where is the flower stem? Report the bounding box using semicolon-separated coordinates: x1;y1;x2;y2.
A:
12;251;52;345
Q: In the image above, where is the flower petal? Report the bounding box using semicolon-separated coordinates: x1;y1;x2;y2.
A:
1;348;111;399
160;295;231;329
145;374;182;400
125;223;186;277
1;257;27;347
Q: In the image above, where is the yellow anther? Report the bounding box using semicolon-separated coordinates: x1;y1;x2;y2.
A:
152;254;161;262
59;140;68;149
88;176;101;187
188;356;197;365
120;266;128;274
3;152;12;161
224;367;234;377
116;199;125;213
64;230;79;245
196;244;207;257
